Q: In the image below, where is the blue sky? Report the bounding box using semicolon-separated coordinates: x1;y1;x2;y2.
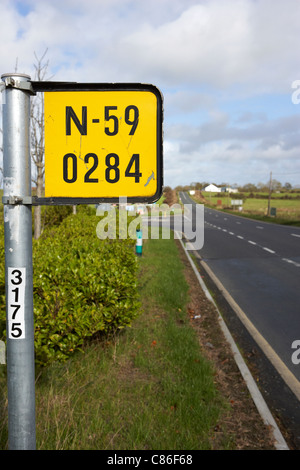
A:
1;0;300;188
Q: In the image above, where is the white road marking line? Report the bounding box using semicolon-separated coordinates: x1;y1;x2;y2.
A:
291;233;300;238
229;232;235;235
282;258;300;267
237;235;244;239
248;240;257;245
256;226;264;229
263;247;275;254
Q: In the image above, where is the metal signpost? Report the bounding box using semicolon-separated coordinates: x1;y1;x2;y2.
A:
1;75;163;449
1;73;36;450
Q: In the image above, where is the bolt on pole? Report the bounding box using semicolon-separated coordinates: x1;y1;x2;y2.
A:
1;73;36;450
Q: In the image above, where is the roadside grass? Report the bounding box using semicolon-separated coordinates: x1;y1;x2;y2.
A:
0;231;229;450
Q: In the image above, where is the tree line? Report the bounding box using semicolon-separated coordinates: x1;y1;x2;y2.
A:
174;180;299;193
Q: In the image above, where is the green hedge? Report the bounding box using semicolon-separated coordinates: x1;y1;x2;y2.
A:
0;209;141;366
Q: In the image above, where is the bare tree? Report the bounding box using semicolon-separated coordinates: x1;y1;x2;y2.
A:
31;49;50;239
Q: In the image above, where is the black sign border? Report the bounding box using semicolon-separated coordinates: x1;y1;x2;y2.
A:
32;82;163;205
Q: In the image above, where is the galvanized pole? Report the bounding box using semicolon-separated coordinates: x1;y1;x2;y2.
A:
1;73;36;449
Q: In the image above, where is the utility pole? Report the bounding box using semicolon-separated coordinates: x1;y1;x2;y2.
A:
267;171;272;217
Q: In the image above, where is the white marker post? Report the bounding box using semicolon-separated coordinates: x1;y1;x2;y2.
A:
1;73;36;449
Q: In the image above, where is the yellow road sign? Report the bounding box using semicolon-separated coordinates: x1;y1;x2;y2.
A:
44;85;163;202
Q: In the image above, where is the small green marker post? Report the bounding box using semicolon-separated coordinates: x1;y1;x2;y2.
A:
136;229;143;256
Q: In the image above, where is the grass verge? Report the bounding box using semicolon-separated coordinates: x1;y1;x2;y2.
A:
0;232;227;450
35;234;228;450
0;232;276;450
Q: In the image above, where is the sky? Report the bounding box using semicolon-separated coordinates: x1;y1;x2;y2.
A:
1;0;300;189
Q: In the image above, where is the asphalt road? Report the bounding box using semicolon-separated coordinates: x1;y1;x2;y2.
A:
179;191;300;386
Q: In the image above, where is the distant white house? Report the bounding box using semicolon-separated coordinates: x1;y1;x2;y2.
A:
204;184;221;192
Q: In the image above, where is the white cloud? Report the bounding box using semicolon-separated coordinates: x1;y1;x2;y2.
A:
4;0;298;91
114;1;250;86
164;136;300;188
1;0;300;188
105;0;300;92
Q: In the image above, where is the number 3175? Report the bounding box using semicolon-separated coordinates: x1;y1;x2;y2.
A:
8;267;26;339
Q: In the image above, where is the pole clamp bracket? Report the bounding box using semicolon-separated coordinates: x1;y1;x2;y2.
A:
2;196;33;205
1;77;36;95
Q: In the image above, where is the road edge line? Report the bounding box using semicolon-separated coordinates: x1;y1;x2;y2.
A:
176;233;289;451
